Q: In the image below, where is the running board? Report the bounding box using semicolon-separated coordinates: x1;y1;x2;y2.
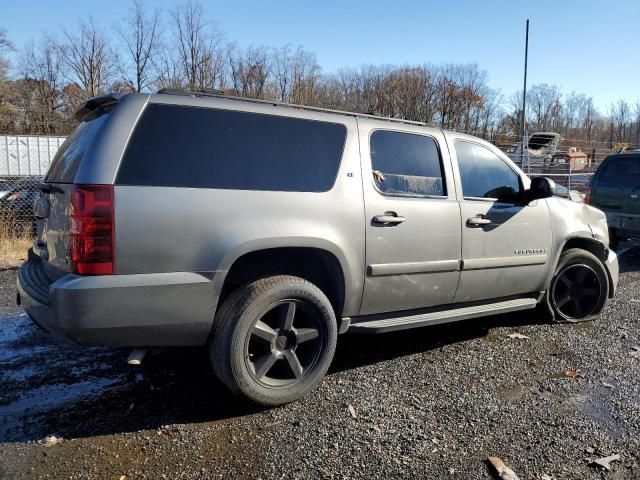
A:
348;297;538;334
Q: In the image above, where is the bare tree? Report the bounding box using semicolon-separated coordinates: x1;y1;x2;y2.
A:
115;0;161;92
0;28;16;131
527;84;562;132
610;99;630;144
227;43;269;98
18;38;65;133
0;28;13;79
633;100;640;147
169;0;225;90
56;18;116;100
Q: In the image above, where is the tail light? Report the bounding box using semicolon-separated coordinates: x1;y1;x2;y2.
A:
69;185;114;275
584;186;591;205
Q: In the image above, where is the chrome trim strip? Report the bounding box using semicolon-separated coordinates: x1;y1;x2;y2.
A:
463;254;547;270
368;259;461;276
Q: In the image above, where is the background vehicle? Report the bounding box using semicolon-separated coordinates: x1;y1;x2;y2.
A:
0;181;13;200
17;91;619;406
543;151;590;173
507;131;561;166
588;151;640;249
0;176;41;235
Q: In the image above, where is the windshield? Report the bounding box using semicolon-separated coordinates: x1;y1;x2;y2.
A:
45;112;109;183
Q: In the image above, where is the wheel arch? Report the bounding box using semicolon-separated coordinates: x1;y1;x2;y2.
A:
546;235;613;297
212;243;350;323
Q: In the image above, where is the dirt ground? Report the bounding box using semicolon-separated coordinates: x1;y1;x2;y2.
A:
1;246;640;479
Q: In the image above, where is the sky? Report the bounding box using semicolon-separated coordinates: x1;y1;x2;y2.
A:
2;0;639;111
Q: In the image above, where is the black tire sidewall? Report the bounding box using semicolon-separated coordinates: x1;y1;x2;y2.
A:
550;248;609;322
213;277;337;406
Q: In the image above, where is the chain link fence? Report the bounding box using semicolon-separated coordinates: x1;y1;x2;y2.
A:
1;135;65;241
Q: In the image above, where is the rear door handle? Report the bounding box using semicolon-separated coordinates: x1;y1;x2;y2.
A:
373;213;406;225
466;215;491;226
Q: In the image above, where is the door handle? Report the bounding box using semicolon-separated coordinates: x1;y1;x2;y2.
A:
466;215;492;226
372;213;406;225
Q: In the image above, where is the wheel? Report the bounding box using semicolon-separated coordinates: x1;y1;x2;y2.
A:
546;248;609;323
210;275;337;406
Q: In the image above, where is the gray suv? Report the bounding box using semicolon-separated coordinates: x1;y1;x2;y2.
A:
17;91;619;405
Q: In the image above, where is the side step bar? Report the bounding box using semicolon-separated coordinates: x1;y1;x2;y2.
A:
347;297;538;334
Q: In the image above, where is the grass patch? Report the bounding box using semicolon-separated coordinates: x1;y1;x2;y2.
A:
0;227;31;267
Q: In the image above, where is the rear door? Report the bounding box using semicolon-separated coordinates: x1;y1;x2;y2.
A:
450;138;552;303
592;155;640;215
359;120;462;315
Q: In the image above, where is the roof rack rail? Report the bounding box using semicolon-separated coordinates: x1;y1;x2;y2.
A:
156;89;434;128
157;88;224;98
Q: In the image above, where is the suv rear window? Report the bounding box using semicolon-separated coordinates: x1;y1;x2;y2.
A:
599;156;640;187
117;104;347;192
45;113;109;183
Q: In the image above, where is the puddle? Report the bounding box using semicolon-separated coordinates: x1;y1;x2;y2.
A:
1;378;123;415
0;314;130;441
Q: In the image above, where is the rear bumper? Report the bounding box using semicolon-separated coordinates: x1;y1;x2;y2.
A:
17;253;219;347
604;248;619;297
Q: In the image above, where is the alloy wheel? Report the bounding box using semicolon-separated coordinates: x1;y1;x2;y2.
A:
245;300;324;388
551;264;603;320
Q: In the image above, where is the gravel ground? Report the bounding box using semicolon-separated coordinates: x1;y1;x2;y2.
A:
1;246;640;479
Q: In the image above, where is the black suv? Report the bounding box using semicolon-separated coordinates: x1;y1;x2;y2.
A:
588;152;640;249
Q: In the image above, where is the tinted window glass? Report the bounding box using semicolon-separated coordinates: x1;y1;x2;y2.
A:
599;156;640;188
117;104;347;192
370;130;445;196
45;113;109;183
455;141;521;201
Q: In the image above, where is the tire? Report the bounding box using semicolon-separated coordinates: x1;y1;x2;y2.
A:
608;228;620;251
210;275;337;406
545;248;609;323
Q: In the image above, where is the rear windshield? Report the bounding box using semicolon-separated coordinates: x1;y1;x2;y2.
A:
116;104;347;192
45;113;109;183
599;156;640;188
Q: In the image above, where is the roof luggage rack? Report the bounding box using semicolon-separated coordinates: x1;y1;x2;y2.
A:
157;88;224;98
155;88;434;128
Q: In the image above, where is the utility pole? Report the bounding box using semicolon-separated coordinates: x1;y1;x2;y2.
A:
521;19;529;172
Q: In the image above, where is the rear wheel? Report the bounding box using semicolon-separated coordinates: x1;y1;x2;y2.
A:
547;248;609;323
210;275;337;406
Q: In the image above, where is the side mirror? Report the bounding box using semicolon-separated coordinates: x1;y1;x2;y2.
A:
528;177;555;201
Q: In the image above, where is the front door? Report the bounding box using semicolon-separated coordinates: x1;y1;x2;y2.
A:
449;139;552;303
359;120;462;315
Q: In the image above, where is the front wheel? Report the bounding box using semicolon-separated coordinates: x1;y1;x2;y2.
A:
546;248;609;323
210;275;337;406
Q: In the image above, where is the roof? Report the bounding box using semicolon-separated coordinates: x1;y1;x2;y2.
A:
153;89;436;129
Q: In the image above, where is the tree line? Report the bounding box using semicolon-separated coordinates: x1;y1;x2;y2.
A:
0;0;639;152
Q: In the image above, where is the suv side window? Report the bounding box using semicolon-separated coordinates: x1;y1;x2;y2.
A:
370;130;445;197
455;140;521;201
117;104;347;192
